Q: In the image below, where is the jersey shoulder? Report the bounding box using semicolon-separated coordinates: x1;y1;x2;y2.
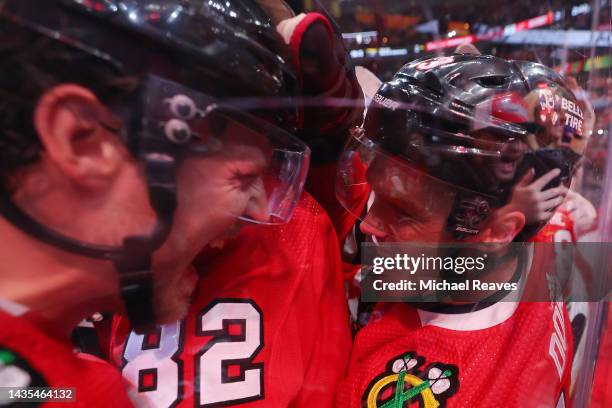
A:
195;191;340;285
338;302;571;408
0;311;134;407
277;191;338;247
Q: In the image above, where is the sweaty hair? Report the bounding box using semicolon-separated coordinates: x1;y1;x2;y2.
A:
0;23;140;183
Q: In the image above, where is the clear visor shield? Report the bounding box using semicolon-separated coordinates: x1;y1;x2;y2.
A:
141;75;310;226
335;132;500;242
336;130;586;245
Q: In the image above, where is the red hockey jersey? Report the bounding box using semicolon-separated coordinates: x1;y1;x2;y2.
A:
530;210;576;244
108;193;351;407
336;247;574;408
0;306;134;407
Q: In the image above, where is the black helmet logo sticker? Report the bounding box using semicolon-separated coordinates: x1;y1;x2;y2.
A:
162;94;207;144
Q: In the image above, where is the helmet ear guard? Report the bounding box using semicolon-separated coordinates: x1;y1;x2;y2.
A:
446;193;493;238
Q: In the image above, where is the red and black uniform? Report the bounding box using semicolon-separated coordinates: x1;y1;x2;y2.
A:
336;300;572;408
107;194;351;408
0;305;134;408
336;246;573;408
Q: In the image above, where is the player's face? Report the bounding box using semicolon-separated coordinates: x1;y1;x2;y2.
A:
360;157;456;243
149;121;272;323
14;83;306;326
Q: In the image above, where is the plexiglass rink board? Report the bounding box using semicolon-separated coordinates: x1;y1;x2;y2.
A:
311;0;612;406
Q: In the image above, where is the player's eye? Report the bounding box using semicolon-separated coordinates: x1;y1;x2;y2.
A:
231;161;266;191
236;173;262;191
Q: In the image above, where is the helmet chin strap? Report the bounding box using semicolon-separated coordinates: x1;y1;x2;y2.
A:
112;225;169;333
0;144;178;332
116;150;178;331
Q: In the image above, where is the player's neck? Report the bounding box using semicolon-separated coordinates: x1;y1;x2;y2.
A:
445;252;519;304
0;221;122;338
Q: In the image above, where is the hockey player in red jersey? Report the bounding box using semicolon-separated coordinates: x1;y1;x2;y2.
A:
108;192;350;407
0;0;312;405
100;2;354;407
334;54;587;407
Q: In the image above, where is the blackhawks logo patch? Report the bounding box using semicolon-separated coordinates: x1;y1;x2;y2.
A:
0;347;47;406
362;352;459;408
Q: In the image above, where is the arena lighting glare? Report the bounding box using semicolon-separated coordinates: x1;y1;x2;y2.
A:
345;9;562;57
571;3;591;17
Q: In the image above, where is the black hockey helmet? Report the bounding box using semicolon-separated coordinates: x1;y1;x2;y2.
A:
336;54;585;241
0;0;310;328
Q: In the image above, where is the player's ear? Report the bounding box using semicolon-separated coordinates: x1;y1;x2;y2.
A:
34;84;125;189
479;209;525;243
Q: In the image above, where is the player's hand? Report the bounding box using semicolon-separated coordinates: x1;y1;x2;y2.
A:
510;168;568;225
277;12;364;163
563;190;597;236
